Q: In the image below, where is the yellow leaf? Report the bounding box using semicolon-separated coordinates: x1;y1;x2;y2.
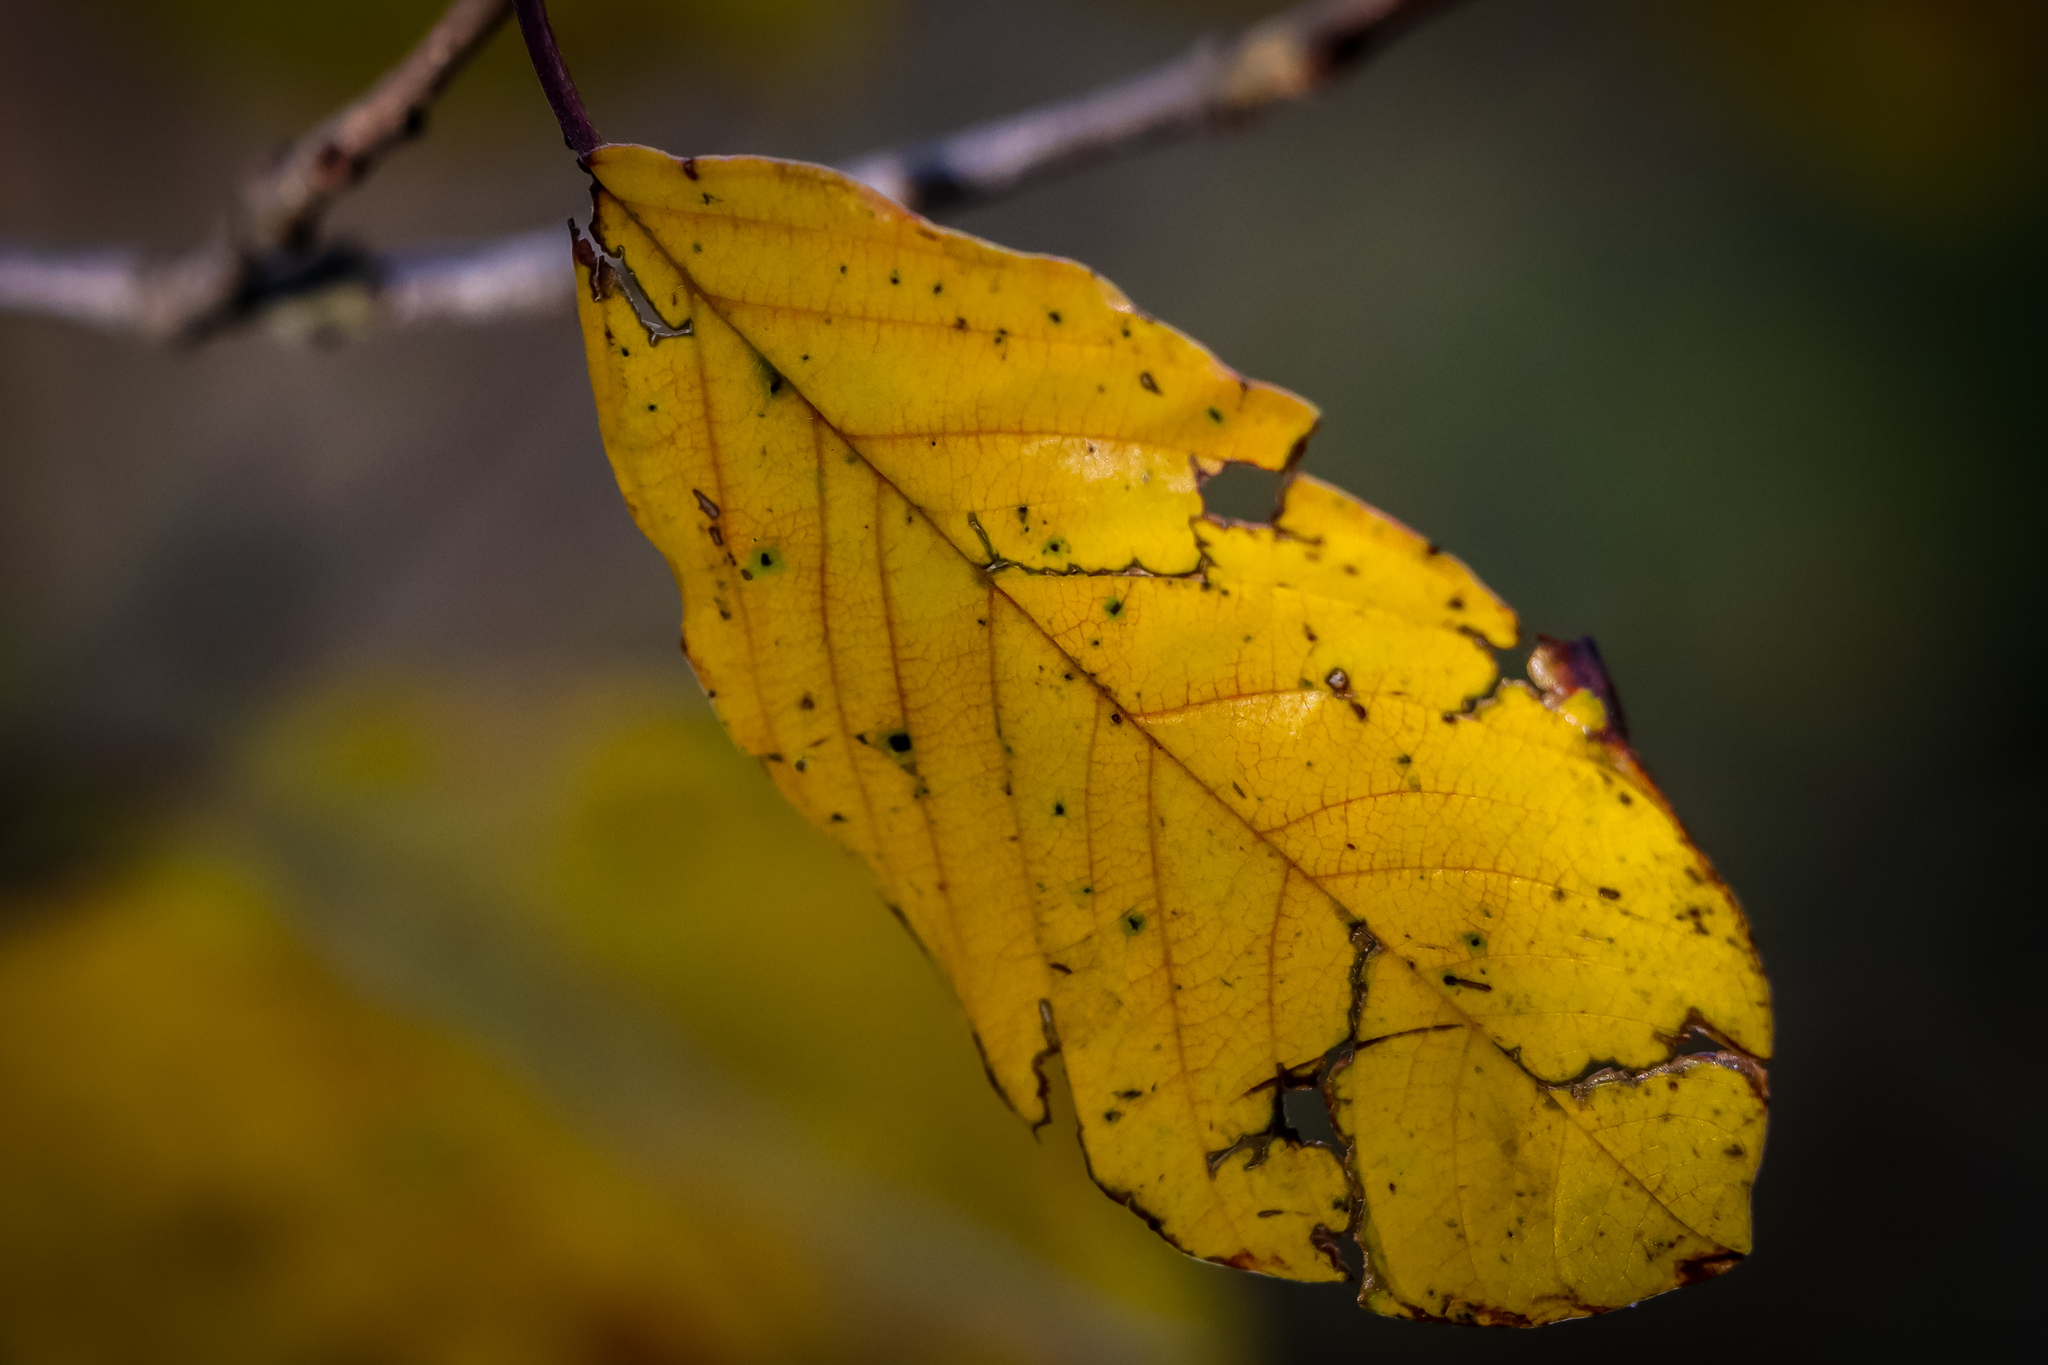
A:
571;145;1773;1319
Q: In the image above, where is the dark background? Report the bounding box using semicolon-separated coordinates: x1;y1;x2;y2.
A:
3;0;2043;1360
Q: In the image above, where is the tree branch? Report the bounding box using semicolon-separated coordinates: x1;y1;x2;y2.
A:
242;0;514;255
2;0;513;343
0;0;1447;343
845;0;1446;213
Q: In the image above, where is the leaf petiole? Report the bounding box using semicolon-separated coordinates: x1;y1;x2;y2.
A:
513;0;602;158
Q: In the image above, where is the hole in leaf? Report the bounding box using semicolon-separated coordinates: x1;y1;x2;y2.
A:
1283;1088;1339;1147
1200;463;1286;523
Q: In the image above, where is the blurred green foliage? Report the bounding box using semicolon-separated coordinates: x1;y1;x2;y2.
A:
0;855;820;1364
245;672;1246;1348
86;0;886;107
0;672;1249;1364
1676;0;2048;223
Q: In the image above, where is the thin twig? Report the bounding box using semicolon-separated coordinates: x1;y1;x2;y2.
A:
0;0;1449;342
28;0;514;343
0;246;148;333
513;0;602;157
243;0;514;254
845;0;1447;212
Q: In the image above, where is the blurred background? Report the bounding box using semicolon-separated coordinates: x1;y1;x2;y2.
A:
1;0;2042;1360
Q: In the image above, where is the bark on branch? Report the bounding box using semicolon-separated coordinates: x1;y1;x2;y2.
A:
0;0;1446;343
845;0;1443;212
240;0;515;255
1;0;513;343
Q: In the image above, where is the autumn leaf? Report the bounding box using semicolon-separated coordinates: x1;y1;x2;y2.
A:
569;145;1773;1324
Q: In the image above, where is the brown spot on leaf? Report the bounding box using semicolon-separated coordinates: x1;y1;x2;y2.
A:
1529;634;1631;742
1676;1250;1743;1285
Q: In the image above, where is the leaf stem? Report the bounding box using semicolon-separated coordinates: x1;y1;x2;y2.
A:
513;0;602;157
